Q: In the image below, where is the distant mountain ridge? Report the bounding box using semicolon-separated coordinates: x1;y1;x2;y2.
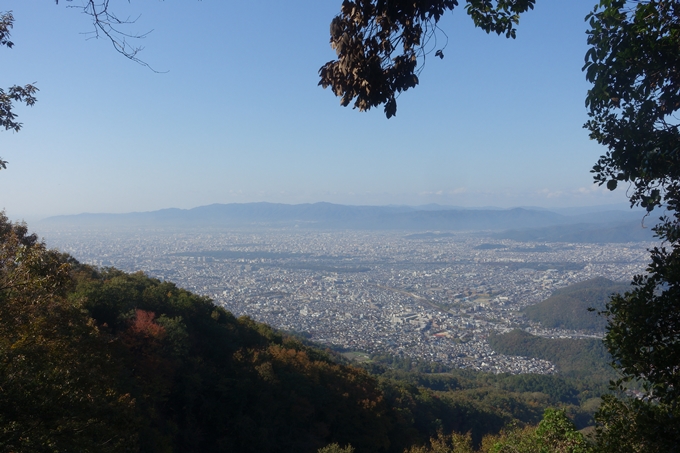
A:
41;202;650;241
42;202;561;229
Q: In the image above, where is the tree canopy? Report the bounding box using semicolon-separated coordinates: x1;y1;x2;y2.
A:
585;0;680;214
318;0;536;118
583;0;680;437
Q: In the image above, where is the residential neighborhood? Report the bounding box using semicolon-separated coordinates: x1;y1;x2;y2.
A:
42;227;649;374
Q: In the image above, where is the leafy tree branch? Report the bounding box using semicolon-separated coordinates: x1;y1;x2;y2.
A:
318;0;536;118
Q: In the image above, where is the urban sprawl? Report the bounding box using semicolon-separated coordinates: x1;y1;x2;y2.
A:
42;228;649;375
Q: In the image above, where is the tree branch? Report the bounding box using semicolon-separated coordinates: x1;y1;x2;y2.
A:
58;0;165;72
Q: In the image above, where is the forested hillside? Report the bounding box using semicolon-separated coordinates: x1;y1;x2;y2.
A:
1;260;480;451
4;214;606;453
523;277;631;332
362;355;607;430
488;330;613;382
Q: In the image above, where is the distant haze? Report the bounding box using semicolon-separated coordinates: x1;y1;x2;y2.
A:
37;202;654;243
2;1;631;222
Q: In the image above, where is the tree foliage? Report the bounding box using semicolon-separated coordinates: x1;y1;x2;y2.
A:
402;409;590;453
318;443;355;453
594;394;680;453
485;409;591;453
0;212;139;452
585;0;680;213
583;0;680;448
404;431;475;453
318;0;536;118
584;0;680;404
0;11;38;170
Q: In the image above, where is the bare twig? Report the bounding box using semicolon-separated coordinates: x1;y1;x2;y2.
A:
57;0;166;72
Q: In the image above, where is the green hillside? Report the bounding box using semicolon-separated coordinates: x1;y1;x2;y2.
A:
0;215;560;453
362;355;610;430
488;330;614;382
3;262;504;453
0;215;617;452
523;277;631;332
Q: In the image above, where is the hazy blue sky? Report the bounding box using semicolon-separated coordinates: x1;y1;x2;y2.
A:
1;1;629;221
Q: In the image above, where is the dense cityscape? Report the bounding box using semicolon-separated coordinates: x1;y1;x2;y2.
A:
40;227;650;375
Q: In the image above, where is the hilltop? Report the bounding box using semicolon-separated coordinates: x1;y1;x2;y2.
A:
523;277;632;332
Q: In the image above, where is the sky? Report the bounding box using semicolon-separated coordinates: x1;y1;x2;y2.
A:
1;1;631;222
